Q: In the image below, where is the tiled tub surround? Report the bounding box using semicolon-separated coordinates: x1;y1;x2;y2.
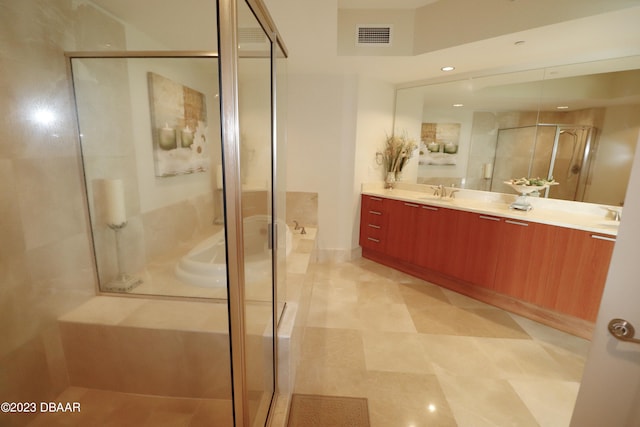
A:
20;226;317;427
360;182;619;339
97;190;318;299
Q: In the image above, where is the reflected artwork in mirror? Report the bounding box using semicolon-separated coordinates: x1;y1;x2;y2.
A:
395;55;640;207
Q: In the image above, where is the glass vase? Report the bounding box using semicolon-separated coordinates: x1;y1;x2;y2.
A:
385;171;396;189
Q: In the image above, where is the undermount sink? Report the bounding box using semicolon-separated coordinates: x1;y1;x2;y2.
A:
597;220;620;229
417;196;453;203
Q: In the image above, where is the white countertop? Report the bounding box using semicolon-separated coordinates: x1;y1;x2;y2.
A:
362;182;620;237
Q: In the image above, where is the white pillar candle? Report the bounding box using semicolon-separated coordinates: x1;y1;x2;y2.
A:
104;179;126;226
483;163;493;179
216;164;224;190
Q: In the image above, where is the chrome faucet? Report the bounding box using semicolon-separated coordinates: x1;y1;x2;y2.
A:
430;185;444;197
293;220;306;234
431;184;459;199
606;208;622;221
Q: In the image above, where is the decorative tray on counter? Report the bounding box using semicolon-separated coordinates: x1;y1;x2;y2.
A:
504;178;559;211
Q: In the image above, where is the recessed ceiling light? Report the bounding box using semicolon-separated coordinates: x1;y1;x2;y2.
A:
556;105;569;110
441;66;455;72
452;103;464;107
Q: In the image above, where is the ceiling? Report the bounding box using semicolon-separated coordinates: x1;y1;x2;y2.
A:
338;0;439;9
89;0;640;86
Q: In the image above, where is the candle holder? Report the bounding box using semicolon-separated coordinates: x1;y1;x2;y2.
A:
104;221;142;292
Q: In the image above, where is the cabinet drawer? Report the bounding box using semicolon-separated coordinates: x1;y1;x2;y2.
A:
360;195;388;250
363;195;385;209
363;209;385;223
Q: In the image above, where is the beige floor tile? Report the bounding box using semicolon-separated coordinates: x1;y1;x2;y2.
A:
362;330;432;374
306;298;363;329
189;399;233;427
441;288;496;309
356;280;405;304
399;281;453;308
409;304;531;338
538;342;586;382
365;371;457;427
509;379;580;427
419;334;503;378
509;313;591;356
434;366;540;427
299;327;366;370
474;337;573;381
293;365;370;397
311;278;359;302
358;302;417;333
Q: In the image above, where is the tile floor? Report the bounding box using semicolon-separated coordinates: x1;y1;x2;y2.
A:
292;258;590;427
24;255;589;427
25;387;233;427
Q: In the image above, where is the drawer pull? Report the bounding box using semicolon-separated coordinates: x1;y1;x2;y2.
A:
369;210;382;215
422;205;438;211
479;215;500;222
369;197;383;201
367;224;381;229
505;220;528;227
404;203;420;208
591;235;616;242
367;237;380;243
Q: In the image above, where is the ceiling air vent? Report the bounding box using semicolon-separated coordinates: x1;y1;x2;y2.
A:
356;25;392;46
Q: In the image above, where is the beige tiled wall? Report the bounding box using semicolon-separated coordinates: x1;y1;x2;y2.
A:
0;2;126;425
286;192;318;227
1;3;299;425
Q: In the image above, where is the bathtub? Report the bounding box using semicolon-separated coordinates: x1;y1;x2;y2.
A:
175;215;292;288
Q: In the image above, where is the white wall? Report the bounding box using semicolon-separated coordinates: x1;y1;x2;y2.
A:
127;59;220;214
393;88;423;184
265;0;398;259
284;73;396;260
124;23;221;214
351;77;396;250
285;72;358;259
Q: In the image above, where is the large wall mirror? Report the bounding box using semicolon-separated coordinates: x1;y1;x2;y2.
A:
395;55;640;207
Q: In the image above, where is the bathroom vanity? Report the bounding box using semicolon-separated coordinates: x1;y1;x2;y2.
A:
360;184;618;339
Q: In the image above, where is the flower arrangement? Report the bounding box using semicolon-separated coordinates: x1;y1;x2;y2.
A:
506;177;557;187
382;131;418;176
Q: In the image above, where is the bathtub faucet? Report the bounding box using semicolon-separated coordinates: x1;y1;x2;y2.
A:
293;220;306;234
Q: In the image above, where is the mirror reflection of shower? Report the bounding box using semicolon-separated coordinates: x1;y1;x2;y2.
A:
549;127;595;201
490;124;596;202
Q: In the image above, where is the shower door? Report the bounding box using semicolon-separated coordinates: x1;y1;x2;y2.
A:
490;125;539;194
234;1;276;425
547;127;594;201
491;124;594;202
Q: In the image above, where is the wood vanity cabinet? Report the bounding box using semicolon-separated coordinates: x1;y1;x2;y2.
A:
548;229;615;321
360;193;616;328
493;219;557;306
359;195;387;251
413;204;451;272
456;212;502;288
385;200;421;261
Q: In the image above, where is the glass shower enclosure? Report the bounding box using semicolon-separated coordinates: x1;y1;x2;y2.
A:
490;124;596;201
66;0;286;425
